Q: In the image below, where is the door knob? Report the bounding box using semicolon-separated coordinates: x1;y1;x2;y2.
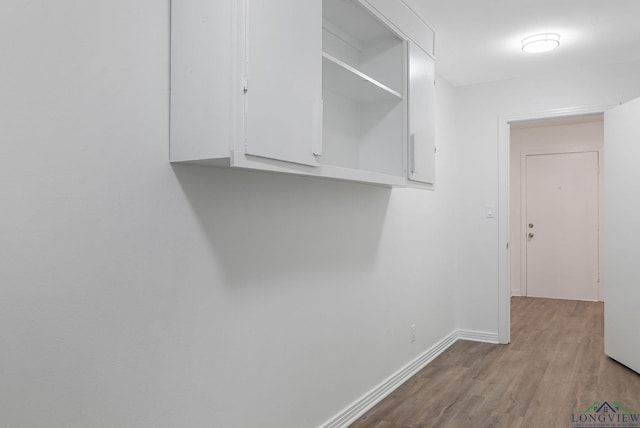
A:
528;232;534;238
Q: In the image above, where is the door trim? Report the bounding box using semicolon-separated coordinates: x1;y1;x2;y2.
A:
520;150;601;299
497;104;613;344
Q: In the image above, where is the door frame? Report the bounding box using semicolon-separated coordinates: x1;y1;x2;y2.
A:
520;150;602;299
497;104;613;344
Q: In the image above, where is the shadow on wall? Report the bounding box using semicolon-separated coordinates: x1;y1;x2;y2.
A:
172;164;391;286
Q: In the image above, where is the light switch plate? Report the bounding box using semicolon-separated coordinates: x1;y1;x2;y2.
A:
486;205;496;218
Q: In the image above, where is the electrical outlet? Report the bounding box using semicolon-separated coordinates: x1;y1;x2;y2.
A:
410;324;416;343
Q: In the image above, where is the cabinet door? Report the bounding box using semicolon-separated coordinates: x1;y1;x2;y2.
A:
243;0;322;166
407;41;435;184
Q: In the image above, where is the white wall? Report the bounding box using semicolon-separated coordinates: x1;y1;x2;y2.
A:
509;120;604;297
454;61;640;334
0;1;458;427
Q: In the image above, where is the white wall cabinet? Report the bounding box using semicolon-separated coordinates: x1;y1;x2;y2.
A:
170;0;436;188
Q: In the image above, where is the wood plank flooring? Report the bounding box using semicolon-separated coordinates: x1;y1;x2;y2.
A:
350;297;640;428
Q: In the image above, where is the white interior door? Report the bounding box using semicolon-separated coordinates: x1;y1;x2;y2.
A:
604;97;640;374
525;152;599;301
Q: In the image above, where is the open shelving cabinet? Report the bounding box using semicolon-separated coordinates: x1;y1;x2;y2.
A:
321;0;406;178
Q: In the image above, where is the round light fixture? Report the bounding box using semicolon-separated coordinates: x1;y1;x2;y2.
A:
521;33;560;53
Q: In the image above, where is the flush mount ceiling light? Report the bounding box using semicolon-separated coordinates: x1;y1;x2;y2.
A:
521;33;560;53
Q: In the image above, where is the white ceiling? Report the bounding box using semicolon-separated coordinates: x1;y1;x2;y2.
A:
408;0;640;87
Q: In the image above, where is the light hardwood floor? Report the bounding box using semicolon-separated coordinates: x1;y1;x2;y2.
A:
350;297;640;428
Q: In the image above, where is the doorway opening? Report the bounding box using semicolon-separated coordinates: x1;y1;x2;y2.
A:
509;115;603;301
497;106;613;344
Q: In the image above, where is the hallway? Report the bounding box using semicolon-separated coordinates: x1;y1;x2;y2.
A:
351;297;640;427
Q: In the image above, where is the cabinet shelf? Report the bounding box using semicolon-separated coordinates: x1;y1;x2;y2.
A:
322;53;402;103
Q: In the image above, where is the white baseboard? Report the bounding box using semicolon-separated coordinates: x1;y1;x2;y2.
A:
320;329;498;428
456;329;500;344
511;288;522;297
